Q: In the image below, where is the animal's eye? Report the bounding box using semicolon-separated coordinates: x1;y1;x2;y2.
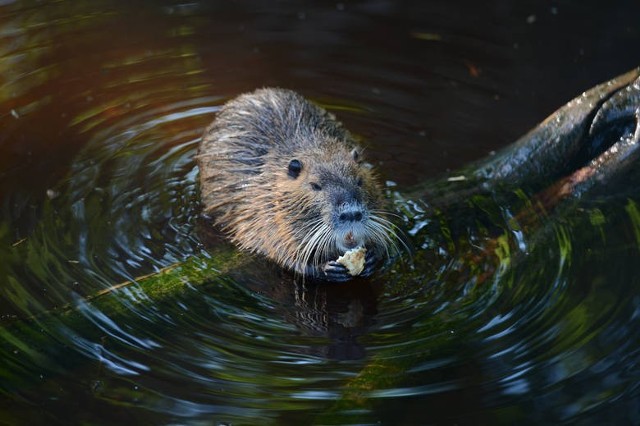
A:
288;159;302;178
356;177;363;187
351;148;361;163
310;182;322;191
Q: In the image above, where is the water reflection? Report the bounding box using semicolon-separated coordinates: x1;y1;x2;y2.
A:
1;0;640;424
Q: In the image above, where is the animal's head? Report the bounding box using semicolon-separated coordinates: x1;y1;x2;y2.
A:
270;138;392;267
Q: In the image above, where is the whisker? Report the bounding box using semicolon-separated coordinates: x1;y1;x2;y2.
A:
367;221;394;259
297;224;322;267
318;224;335;265
371;208;405;221
368;215;410;259
300;222;330;271
317;226;336;265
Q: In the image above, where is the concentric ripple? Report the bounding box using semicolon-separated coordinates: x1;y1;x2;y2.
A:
1;1;640;425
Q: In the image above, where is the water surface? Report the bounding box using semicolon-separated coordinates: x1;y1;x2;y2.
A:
1;1;640;424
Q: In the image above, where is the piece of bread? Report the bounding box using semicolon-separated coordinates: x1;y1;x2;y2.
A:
336;247;367;276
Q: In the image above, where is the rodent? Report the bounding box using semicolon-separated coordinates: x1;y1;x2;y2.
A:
196;88;396;282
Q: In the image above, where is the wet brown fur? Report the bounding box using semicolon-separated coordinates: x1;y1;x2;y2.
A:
196;88;394;276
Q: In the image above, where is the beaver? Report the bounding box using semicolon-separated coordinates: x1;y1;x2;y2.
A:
196;88;397;282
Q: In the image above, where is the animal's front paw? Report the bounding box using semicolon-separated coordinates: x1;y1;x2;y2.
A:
322;250;379;282
322;261;353;283
301;250;380;283
360;249;378;278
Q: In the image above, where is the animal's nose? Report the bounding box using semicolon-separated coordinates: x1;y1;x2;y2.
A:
339;210;363;222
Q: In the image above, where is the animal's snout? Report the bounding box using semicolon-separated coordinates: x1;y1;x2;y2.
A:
335;203;368;251
339;209;363;223
344;231;358;249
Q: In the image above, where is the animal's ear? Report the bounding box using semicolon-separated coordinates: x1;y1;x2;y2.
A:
288;159;303;178
351;148;361;163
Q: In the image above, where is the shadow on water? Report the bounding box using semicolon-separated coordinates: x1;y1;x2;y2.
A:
1;0;640;424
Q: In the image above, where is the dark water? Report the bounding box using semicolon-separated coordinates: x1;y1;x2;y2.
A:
1;0;640;424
